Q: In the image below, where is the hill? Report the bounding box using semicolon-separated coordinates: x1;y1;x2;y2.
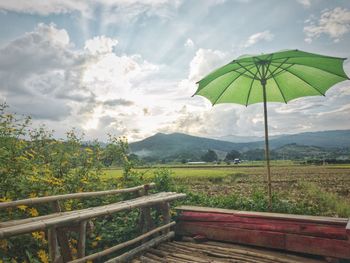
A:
129;133;249;162
129;130;350;162
269;130;350;148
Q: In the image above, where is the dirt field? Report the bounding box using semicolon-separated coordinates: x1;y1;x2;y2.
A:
184;165;350;201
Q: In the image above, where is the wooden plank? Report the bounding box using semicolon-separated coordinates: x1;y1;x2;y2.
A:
205;241;325;263
105;231;175;263
178;212;347;239
0;183;156;209
0;210;76;228
0;192;186;238
68;222;176;263
176;221;350;259
173;241;325;263
176;206;348;225
346;218;350;239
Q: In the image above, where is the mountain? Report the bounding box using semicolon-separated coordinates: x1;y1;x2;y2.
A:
129;133;250;161
268;130;350;148
129;130;350;161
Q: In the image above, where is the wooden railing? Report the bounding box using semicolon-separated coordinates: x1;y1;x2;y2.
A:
0;183;186;262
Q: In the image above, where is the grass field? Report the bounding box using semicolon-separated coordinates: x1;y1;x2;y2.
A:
103;164;350;217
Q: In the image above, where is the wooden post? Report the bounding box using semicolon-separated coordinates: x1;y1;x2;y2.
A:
48;227;60;262
160;203;170;234
52;200;73;261
77;220;87;258
56;228;73;261
138;189;145;233
52;200;62;213
141;185;153;233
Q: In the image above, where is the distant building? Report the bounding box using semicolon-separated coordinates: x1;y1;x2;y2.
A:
187;161;206;165
233;158;241;164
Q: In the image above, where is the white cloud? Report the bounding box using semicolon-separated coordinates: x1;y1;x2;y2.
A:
188;48;227;81
304;7;350;43
296;0;311;7
243;30;274;48
184;38;194;48
0;23;164;140
0;0;89;16
0;0;182;22
84;36;118;55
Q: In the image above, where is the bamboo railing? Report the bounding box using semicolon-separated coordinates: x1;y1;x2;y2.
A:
0;183;156;209
0;183;186;262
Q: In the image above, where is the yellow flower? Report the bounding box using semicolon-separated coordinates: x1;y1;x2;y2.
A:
32;231;46;243
17;205;27;211
91;241;98;248
70;247;77;255
95;236;102;241
37;249;49;263
80;178;88;184
28;207;39;217
0;239;8;251
0;197;11;202
65;200;73;211
29;192;37;198
29;176;39;182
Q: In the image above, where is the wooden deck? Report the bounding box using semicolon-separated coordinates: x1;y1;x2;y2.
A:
133;239;327;263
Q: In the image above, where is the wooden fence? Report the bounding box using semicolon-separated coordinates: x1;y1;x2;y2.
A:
0;183;186;262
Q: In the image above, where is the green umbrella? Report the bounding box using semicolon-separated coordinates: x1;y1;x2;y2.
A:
194;49;349;209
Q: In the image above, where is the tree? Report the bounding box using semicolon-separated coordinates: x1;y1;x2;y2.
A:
201;149;218;162
225;150;241;161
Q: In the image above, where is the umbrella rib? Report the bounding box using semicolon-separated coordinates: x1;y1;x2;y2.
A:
270;61;349;80
267;53;347;61
195;63;256;89
279;66;326;96
236;61;259;80
267;68;288;104
231;68;258;80
245;72;259;106
265;58;290;79
212;68;252;105
267;63;294;80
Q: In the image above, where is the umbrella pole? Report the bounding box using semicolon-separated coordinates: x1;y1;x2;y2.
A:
262;80;272;211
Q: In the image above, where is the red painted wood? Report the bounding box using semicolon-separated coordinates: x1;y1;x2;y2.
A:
285;234;350;258
179;211;348;240
176;221;286;249
176;206;348;225
180;211;346;227
176;221;350;259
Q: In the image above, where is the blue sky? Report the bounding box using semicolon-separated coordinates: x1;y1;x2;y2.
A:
0;0;350;141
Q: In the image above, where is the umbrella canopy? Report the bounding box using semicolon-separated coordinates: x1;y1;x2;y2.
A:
194;49;349;209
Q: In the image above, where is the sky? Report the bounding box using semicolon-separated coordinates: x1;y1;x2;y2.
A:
0;0;350;142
